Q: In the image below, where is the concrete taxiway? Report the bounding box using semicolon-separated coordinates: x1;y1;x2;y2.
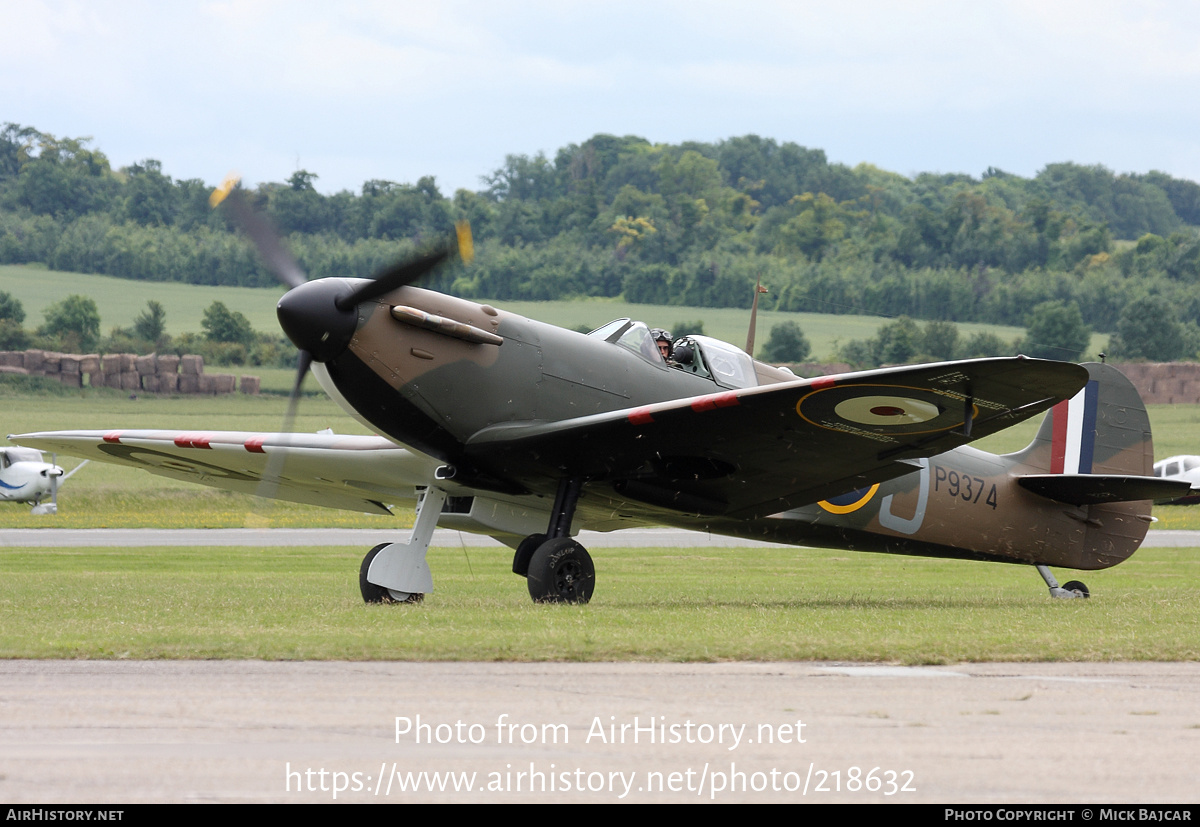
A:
2;660;1199;804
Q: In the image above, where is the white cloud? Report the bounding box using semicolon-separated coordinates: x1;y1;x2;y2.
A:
4;0;1200;190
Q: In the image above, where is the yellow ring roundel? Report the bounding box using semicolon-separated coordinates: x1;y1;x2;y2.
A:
796;383;977;437
818;484;880;514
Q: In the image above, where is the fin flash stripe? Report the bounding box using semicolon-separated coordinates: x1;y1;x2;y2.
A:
1051;379;1098;474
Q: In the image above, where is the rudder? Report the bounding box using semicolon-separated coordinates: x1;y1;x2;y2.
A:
1009;362;1159;569
1011;362;1153;477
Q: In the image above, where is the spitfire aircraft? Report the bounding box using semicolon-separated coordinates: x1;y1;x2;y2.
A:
10;191;1189;603
0;446;86;515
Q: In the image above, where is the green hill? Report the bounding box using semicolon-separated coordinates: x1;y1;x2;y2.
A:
0;263;1048;362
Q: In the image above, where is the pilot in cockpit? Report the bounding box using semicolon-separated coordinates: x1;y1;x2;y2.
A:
650;328;673;363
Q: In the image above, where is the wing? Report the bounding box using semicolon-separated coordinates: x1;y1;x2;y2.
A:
7;429;440;514
465;357;1089;519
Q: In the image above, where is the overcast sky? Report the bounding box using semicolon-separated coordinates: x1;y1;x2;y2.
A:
5;0;1200;195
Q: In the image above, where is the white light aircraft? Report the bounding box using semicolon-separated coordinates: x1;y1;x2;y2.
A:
1152;456;1200;504
0;446;86;515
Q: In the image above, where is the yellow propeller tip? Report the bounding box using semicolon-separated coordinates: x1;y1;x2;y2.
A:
209;172;242;208
456;220;474;264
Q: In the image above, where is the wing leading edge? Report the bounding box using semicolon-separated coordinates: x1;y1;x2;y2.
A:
8;429;440;514
465;357;1089;519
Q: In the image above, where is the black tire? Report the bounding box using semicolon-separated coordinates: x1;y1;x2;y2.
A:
526;537;595;604
359;544;423;604
1061;580;1090;598
512;533;547;577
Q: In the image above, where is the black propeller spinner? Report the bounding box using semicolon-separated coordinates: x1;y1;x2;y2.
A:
210;177;470;504
213;181;468;425
274;248;451;363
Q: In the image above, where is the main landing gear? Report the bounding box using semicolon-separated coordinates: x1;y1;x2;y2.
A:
360;544;423;603
1035;565;1089;599
513;477;595;604
357;478;595;605
359;487;447;604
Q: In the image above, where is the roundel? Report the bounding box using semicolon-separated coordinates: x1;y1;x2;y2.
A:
97;444;259;482
834;395;941;426
796;383;976;437
818;484;880;514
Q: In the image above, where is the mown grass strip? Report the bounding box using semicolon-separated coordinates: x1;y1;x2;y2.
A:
2;544;1197;663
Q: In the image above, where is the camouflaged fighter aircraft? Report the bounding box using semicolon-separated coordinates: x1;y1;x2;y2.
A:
9;190;1189;604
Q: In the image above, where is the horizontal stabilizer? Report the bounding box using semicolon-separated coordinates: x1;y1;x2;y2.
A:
1017;474;1190;506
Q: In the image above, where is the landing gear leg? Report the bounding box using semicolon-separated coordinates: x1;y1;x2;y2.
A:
360;486;447;604
1036;565;1089;599
516;477;594;603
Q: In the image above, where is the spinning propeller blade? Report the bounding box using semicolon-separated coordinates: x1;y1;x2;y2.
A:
255;349;312;506
210;174;471;511
334;248;450;310
211;177;307;290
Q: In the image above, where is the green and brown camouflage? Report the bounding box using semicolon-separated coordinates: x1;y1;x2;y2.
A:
292;279;1181;582
721;364;1158;571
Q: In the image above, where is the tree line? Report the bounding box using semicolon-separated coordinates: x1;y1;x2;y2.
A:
3;124;1200;362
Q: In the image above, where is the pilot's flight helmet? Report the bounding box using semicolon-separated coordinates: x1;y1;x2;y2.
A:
650;328;673;359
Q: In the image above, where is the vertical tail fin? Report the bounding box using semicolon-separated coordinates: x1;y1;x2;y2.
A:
1011;362;1153;477
1007;362;1158;570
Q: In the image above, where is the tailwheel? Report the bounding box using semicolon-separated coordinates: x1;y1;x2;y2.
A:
360;544;424;604
1035;565;1090;599
527;537;595;604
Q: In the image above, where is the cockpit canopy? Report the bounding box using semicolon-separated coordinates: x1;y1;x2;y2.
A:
1154;456;1200;478
1;447;43;468
588;319;758;389
677;335;757;389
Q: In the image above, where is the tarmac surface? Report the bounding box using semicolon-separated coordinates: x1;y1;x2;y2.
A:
3;660;1200;804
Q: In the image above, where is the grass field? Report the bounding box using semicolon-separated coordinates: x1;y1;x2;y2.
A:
1;262;1110;362
1;543;1197;661
1;263;285;336
3;378;1200;663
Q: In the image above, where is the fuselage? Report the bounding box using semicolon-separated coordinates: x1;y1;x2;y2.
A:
309;283;792;482
0;448;62;504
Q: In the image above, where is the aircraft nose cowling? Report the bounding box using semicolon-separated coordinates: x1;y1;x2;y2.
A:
276;279;359;362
